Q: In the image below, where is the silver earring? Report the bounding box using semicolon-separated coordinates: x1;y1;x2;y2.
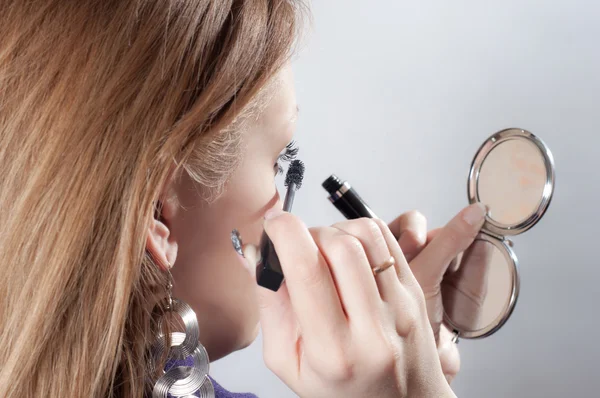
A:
151;267;215;398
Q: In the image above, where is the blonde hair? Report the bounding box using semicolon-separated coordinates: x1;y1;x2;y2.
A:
0;1;304;396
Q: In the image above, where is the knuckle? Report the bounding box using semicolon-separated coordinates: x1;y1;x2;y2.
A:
405;209;426;223
405;302;422;326
410;281;428;307
308;226;329;241
368;349;396;376
397;314;420;338
354;218;388;248
402;229;426;249
325;362;355;383
355;217;382;236
395;297;423;337
312;348;355;382
357;330;397;377
329;234;365;259
265;212;304;235
372;217;390;232
338;218;383;242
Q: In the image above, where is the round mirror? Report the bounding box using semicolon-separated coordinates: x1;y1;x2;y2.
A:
468;128;555;236
442;234;519;339
445;128;554;340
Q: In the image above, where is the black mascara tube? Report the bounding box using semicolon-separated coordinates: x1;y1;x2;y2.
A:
322;174;377;219
255;191;293;292
256;160;305;292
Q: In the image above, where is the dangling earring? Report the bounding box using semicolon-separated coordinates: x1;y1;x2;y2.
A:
151;265;215;398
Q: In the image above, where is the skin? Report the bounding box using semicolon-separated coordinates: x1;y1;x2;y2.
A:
147;65;297;360
388;206;489;383
241;212;456;397
147;63;488;390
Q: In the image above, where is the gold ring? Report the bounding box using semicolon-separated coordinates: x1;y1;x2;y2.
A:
372;256;395;276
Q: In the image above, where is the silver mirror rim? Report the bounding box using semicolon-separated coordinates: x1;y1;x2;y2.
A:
442;233;520;339
467;128;556;237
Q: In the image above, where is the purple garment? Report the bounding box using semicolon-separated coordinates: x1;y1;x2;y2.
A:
210;376;258;398
163;357;258;398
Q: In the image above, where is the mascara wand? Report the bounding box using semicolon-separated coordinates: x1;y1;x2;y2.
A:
256;159;305;291
283;159;305;211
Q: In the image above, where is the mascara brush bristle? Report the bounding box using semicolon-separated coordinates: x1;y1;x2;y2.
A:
285;159;305;189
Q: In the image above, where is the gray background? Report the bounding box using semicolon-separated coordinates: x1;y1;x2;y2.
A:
213;1;599;397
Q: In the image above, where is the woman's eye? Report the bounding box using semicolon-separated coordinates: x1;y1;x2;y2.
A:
274;141;299;175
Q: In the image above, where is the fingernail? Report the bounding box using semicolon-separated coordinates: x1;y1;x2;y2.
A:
244;244;260;266
241;243;260;277
231;229;244;257
463;203;487;226
264;208;285;220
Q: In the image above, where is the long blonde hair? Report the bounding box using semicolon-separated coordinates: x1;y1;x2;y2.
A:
0;1;303;396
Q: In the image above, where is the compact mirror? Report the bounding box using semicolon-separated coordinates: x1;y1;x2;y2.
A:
443;128;555;340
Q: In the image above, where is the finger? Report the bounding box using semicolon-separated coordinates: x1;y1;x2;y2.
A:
370;218;423;335
388;211;428;262
263;211;348;356
371;218;420;294
411;204;486;339
242;244;297;378
311;225;382;328
438;325;461;385
426;228;442;245
426;228;459;273
244;243;294;336
240;243;258;279
410;203;487;288
331;218;400;306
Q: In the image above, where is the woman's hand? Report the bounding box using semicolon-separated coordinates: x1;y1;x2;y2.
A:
388;204;488;384
242;209;455;398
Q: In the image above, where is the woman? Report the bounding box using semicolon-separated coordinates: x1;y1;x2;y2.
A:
0;1;486;397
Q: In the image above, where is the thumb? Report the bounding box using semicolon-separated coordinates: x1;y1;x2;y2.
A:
412;203;487;287
241;243;292;317
241;243;259;279
410;203;487;339
242;243;297;376
437;326;461;385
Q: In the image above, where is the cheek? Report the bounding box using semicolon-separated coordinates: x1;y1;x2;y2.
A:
222;171;281;244
174;150;282;265
170;166;281;350
216;155;282;243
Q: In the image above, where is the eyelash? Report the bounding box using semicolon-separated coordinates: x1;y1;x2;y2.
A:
275;141;299;175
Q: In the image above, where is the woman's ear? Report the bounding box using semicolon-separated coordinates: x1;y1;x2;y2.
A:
146;196;179;272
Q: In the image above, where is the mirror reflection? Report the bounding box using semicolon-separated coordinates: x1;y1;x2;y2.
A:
442;239;512;333
477;138;547;226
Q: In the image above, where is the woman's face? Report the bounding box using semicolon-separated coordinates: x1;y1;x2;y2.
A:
166;65;298;360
